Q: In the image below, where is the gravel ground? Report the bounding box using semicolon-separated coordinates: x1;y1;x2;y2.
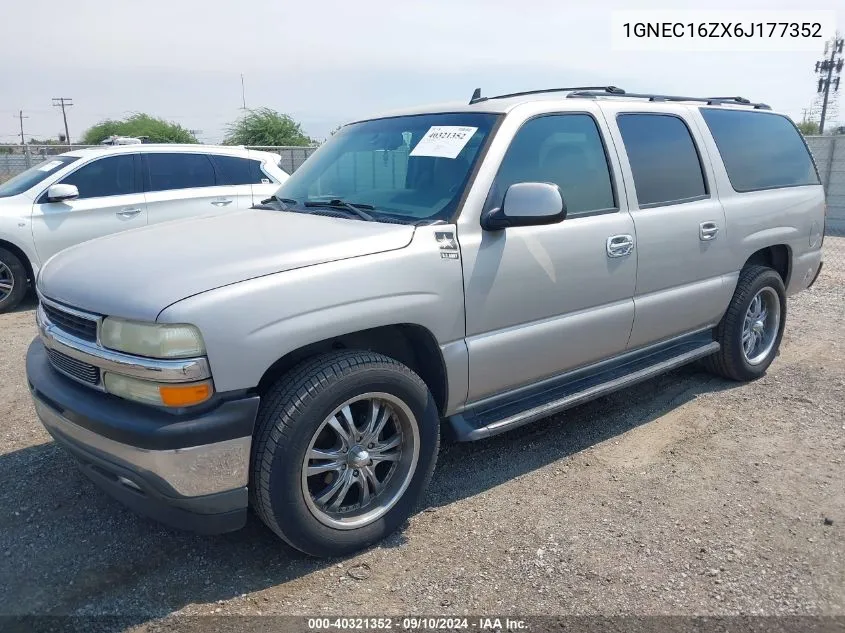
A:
0;240;843;631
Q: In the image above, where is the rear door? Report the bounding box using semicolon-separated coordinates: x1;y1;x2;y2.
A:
208;153;275;208
142;152;238;225
599;102;732;349
249;150;288;203
31;153;147;263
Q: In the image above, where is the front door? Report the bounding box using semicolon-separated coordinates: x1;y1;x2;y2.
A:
459;110;638;403
599;103;732;349
31;153;146;264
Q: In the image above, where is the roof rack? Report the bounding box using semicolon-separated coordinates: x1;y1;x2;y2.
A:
469;85;625;105
566;90;771;110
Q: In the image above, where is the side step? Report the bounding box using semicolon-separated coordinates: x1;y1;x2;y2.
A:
448;333;719;441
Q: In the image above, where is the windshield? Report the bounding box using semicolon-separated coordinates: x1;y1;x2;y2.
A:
274;113;500;222
0;156;80;198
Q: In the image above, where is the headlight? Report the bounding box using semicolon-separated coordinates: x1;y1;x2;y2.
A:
100;318;206;359
104;373;213;407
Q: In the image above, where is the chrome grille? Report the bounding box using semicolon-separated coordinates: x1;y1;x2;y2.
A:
46;348;101;385
42;303;98;342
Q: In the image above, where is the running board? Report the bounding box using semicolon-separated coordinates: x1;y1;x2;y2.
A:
448;334;719;442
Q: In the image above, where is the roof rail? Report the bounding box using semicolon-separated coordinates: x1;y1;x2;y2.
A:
469;85;625;105
567;90;771;110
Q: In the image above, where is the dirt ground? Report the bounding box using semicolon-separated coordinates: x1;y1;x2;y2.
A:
0;240;843;632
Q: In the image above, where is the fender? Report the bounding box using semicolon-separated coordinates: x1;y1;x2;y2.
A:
157;226;469;410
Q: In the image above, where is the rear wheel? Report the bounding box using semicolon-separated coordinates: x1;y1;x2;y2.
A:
250;350;439;556
0;247;28;314
704;265;786;381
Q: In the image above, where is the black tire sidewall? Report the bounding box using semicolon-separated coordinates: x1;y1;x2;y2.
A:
0;248;28;313
263;364;439;557
725;269;787;379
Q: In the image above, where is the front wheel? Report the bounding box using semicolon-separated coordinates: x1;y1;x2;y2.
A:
250;350;440;556
0;247;28;314
704;265;787;382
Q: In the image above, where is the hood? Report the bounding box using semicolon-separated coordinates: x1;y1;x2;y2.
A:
38;209;415;321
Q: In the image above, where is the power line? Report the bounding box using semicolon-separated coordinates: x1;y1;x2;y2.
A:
52;97;73;145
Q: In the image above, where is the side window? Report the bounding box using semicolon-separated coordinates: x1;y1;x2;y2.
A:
210;155;259;185
616;114;707;207
489;114;616;215
58;155;135;200
699;108;819;192
145;153;216;192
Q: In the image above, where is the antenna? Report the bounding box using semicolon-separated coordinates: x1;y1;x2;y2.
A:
470;88;481;104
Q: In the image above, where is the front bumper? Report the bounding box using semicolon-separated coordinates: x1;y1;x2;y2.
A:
27;338;260;534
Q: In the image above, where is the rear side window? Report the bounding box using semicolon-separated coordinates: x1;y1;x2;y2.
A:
617;114;707;207
58;155;135;199
489;114;616;215
699;109;819;192
210;155;263;185
144;153;216;191
250;160;270;183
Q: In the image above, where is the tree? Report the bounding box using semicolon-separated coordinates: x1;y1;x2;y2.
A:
223;108;313;146
81;113;198;144
796;120;820;136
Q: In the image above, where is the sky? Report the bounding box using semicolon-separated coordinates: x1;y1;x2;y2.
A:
0;0;841;144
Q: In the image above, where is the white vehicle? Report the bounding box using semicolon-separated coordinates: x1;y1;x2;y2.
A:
0;144;289;312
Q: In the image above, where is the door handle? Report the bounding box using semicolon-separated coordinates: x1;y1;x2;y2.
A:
699;221;720;241
606;234;634;258
116;208;142;218
211;198;233;207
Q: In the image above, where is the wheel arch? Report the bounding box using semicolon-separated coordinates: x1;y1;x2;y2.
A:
256;323;449;416
0;237;35;286
743;244;791;286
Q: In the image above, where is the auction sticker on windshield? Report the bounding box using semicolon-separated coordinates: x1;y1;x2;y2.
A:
410;126;478;159
37;160;64;172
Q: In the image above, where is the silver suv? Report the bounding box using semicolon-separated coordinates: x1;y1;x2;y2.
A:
26;86;826;556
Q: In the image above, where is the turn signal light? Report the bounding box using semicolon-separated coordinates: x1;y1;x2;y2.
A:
159;382;213;407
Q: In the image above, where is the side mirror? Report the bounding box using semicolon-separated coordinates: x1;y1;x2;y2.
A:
46;184;79;203
481;182;566;231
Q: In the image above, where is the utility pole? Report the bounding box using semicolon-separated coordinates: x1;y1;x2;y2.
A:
14;110;29;145
240;74;247;110
52;97;73;145
815;34;843;134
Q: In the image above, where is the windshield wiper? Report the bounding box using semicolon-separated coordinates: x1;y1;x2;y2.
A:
259;195;299;210
304;199;375;221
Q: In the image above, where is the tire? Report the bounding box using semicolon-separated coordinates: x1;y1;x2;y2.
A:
704;265;787;382
0;247;28;314
250;350;440;557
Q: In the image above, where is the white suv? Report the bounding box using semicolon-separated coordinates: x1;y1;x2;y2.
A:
0;144;289;312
